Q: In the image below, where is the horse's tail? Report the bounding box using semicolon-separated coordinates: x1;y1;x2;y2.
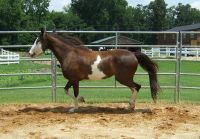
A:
134;52;160;103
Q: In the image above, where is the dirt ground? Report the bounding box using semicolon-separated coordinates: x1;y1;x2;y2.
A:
0;103;200;139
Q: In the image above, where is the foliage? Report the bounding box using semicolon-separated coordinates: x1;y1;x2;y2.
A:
0;0;24;44
71;0;129;30
148;0;167;31
175;3;200;26
22;0;50;28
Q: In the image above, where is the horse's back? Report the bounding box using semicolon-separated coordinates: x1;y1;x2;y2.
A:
97;49;138;76
98;49;138;65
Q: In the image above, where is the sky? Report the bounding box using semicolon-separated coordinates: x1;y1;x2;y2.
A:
49;0;200;11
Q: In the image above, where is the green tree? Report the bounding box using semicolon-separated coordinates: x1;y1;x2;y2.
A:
50;7;95;43
71;0;128;30
148;0;167;31
145;0;167;44
165;6;176;29
16;0;51;45
50;8;88;30
22;0;50;29
0;0;23;44
133;5;149;31
175;3;200;26
0;0;23;30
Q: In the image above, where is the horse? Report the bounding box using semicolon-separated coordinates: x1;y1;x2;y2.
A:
29;28;160;112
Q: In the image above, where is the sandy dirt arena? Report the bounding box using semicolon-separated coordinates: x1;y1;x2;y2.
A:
0;103;200;139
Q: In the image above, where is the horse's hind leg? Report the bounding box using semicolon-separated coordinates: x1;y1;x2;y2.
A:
125;82;141;110
128;83;141;110
115;74;141;110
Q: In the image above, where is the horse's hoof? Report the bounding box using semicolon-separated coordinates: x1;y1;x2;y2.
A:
128;103;135;111
78;96;85;103
128;106;135;111
68;108;78;113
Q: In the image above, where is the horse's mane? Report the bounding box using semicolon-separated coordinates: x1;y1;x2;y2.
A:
51;33;89;51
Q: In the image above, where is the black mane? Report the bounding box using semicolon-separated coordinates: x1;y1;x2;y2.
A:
51;34;89;51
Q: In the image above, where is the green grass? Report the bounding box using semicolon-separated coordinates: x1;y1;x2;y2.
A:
1;88;199;104
0;60;199;104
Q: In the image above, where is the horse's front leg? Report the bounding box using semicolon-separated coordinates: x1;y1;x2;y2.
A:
64;81;85;113
64;81;77;113
65;81;85;100
64;81;73;98
68;81;80;113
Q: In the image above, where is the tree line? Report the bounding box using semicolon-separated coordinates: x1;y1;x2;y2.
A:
0;0;200;45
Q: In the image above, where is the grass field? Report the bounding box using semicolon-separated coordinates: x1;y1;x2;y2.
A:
0;59;200;104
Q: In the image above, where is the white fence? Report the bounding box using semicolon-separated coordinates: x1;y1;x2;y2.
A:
142;47;200;59
0;49;20;64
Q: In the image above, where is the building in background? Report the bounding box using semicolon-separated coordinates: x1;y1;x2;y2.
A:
158;23;200;45
90;35;143;52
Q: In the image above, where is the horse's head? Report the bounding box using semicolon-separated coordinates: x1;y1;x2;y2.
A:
29;28;48;57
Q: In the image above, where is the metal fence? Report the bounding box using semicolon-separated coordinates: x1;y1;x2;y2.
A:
0;30;200;103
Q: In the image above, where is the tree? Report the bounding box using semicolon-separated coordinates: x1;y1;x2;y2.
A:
50;9;88;30
175;3;200;26
0;0;24;44
71;0;128;30
0;0;23;30
133;5;150;31
15;0;51;45
165;6;176;29
22;0;50;28
144;0;167;44
148;0;167;31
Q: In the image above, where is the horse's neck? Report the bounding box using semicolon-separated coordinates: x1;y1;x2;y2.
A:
46;35;73;65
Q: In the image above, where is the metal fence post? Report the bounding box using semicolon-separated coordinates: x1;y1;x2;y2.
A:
178;32;182;102
174;33;178;103
114;32;118;88
51;52;57;102
175;32;181;103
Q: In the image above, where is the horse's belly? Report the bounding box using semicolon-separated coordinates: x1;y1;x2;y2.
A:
88;71;105;80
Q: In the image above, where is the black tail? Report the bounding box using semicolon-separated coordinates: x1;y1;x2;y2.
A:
134;52;160;103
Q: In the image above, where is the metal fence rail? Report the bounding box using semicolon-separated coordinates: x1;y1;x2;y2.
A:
0;30;200;103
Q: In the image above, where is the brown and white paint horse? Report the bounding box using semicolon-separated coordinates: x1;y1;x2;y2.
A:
29;28;160;112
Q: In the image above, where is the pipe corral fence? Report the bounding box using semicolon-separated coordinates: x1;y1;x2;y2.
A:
0;30;200;103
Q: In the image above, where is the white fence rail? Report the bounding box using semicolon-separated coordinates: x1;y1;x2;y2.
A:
142;47;200;59
0;49;20;64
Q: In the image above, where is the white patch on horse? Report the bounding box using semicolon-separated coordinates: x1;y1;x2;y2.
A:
29;38;43;56
88;55;105;80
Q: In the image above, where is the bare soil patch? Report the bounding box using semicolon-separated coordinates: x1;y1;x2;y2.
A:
0;103;200;139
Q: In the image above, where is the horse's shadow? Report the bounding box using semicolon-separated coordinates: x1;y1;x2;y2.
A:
19;106;153;115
